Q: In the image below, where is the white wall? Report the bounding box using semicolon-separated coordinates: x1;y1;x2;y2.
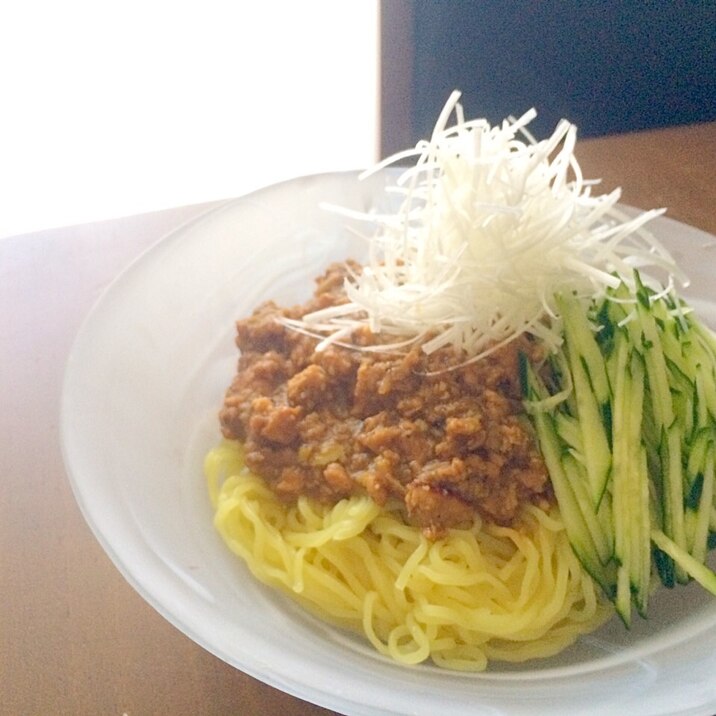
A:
0;1;380;238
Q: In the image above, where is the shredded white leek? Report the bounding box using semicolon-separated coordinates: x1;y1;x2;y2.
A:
288;91;685;359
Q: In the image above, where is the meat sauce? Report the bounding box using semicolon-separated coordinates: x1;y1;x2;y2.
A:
220;263;552;538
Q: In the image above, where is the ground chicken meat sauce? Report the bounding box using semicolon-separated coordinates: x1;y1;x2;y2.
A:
220;263;552;538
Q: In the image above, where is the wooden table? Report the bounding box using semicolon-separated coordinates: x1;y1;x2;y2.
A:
2;122;715;716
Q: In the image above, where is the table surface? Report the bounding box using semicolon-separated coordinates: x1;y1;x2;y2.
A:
2;121;716;716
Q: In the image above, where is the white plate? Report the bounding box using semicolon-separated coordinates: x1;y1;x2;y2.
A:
61;171;716;715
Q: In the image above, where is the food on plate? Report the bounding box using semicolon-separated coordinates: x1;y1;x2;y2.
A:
206;91;716;669
217;261;552;539
207;441;608;670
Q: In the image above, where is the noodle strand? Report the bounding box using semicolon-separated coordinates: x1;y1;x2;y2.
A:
206;441;611;670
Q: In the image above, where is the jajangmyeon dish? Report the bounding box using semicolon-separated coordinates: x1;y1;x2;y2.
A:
205;92;716;671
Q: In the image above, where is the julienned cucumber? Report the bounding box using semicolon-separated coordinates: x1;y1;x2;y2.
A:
555;294;612;508
523;273;716;626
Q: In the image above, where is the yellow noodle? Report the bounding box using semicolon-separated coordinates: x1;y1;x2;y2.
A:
206;440;612;671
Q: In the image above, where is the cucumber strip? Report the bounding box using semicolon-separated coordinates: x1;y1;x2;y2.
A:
691;446;714;565
525;355;614;566
611;336;634;624
651;529;716;596
634;443;652;616
573;356;612;506
635;288;675;433
684;429;712;555
663;424;689;584
629;280;692;584
652;543;675;589
640;389;663;514
700;366;716;424
692;320;716;356
664;357;694;396
691;324;716;417
626;366;651;617
693;370;710;429
686;428;711;488
611;341;651;622
615;565;632;626
556;294;612;506
532;409;613;593
523;362;616;596
627;353;651;616
561;452;614;565
554;412;584;455
556;293;611;404
624;351;651;616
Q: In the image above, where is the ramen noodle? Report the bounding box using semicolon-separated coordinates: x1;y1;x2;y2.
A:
206;440;611;671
